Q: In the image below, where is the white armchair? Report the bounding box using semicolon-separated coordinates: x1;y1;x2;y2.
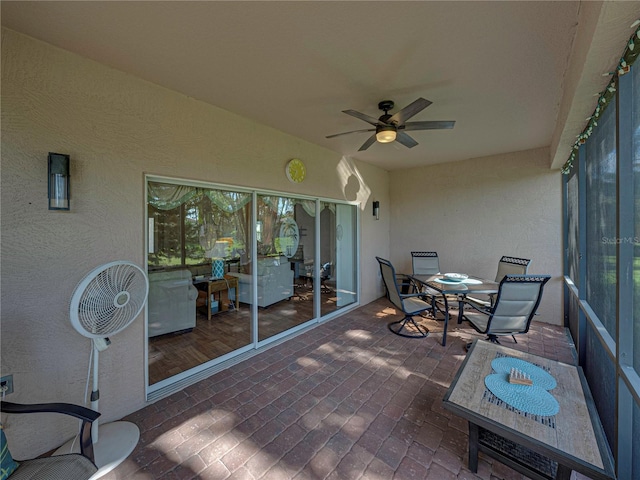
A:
229;255;294;307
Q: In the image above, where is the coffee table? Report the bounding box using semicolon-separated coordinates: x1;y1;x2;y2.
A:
443;340;615;480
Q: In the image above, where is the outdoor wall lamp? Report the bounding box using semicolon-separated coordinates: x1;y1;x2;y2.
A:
372;201;380;220
48;152;70;210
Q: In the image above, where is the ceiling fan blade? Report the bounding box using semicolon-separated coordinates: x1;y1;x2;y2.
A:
358;134;378;151
326;128;375;139
401;120;456;131
395;132;419;149
343;109;382;126
388;98;432;125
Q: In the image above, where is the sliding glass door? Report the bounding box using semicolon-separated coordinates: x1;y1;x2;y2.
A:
145;177;359;392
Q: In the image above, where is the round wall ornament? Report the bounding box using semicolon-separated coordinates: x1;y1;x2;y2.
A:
286;158;306;183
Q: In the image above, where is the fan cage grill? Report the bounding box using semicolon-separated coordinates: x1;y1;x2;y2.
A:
71;262;148;338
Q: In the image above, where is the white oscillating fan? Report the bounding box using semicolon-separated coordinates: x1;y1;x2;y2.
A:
55;261;148;477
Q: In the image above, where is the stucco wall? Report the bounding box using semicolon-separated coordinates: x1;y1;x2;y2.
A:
0;28;389;457
389;147;563;324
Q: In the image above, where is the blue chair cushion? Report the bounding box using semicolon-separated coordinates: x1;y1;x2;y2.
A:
1;425;19;480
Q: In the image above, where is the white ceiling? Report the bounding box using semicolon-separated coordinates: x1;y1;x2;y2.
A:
2;1;639;171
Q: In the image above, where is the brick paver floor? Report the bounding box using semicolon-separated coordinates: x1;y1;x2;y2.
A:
102;298;593;479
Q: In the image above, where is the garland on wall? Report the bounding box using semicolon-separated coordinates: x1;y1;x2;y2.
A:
562;19;640;174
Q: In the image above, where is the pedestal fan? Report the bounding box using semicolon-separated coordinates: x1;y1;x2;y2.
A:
55;261;148;478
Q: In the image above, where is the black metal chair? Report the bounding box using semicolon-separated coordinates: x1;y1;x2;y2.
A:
464;274;550;345
0;401;100;480
376;256;432;338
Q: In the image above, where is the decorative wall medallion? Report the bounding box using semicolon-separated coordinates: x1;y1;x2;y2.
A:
278;217;300;258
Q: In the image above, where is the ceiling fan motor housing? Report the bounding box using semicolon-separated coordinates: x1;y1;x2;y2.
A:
378;113;394;125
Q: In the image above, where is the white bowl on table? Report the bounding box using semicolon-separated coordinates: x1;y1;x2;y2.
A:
443;273;468;282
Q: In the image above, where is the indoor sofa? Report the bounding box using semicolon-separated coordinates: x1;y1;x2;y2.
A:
148;269;198;337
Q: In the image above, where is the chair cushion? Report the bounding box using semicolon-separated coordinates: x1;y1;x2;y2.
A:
1;426;19;480
9;455;97;480
403;296;431;315
464;311;489;332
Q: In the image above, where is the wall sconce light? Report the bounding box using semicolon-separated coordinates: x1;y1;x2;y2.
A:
48;152;70;211
372;201;380;220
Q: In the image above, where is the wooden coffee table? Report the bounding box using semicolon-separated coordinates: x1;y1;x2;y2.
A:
443;340;615;480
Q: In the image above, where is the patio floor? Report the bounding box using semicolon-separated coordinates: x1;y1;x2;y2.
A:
102;298;593;480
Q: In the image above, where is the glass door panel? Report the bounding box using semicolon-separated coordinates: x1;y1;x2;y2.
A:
256;195;314;341
146;180;253;386
320;201;357;316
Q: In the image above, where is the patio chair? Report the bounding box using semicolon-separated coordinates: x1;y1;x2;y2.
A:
391;251;439;297
464;274;550;345
411;251;441;275
465;255;531;310
0;401;100;480
410;251;451;315
376;256;432;338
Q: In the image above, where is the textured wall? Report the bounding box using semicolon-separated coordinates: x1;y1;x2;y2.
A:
0;28;389;457
389;147;563;324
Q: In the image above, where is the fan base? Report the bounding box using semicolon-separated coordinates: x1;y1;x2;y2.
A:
378;100;394;112
54;421;140;477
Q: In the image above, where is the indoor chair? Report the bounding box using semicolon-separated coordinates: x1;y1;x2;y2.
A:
376;256;432;338
0;401;100;480
319;262;333;293
465;255;531;311
463;274;550;346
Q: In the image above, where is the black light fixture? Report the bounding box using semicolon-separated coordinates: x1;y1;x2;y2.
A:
372;201;380;220
48;152;70;210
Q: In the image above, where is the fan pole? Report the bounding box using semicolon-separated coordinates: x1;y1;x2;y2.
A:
91;340;101;443
54;338;139;478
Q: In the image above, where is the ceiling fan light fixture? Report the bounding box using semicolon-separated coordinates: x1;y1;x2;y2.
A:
376;126;397;143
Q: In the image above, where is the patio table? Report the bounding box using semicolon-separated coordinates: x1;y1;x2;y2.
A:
409;273;498;346
443;340;615;480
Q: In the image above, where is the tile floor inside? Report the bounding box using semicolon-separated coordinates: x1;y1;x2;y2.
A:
102;298;594;480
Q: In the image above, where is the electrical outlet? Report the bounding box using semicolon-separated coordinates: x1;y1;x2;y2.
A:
1;374;14;396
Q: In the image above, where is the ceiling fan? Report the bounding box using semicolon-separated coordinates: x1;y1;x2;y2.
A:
326;97;455;151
